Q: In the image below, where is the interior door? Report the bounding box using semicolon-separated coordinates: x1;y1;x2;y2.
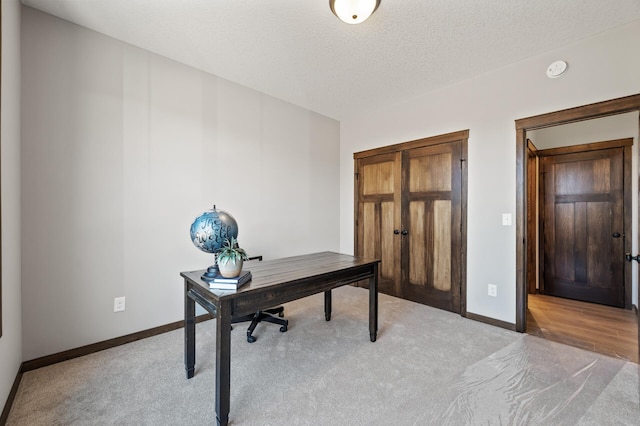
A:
541;148;625;307
401;142;462;312
355;152;402;295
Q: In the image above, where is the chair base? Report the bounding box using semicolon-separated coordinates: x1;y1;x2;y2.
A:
232;307;288;343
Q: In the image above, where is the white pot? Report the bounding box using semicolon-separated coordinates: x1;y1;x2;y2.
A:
218;258;243;278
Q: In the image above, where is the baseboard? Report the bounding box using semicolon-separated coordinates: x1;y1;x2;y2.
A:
0;367;23;426
465;312;517;332
22;313;213;372
2;313;212;425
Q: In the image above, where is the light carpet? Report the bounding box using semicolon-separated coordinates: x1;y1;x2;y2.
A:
7;286;639;425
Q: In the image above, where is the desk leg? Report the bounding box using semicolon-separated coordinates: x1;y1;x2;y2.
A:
185;285;196;379
369;265;378;342
216;300;232;426
324;290;332;321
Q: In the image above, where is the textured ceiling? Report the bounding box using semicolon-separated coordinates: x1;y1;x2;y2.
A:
21;0;640;120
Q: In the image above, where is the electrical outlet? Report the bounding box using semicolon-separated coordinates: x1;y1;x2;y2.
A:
114;297;126;312
502;213;512;226
488;284;497;297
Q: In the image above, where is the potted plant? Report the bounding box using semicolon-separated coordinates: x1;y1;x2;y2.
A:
216;237;248;278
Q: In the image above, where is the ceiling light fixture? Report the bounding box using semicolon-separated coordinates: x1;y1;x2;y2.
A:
330;0;380;24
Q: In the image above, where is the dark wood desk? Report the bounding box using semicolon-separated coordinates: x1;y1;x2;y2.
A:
181;251;380;426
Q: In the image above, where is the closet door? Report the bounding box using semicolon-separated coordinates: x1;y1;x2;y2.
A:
401;142;462;312
354;130;468;314
355;152;402;295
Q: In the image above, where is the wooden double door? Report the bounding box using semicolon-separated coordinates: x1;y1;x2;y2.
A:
354;131;467;313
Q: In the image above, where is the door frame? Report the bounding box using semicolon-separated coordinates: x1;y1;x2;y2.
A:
515;93;640;332
526;139;538;295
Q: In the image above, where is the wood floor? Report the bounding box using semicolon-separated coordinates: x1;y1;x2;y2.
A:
527;294;639;363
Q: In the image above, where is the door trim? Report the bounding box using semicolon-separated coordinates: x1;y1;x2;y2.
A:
526;139;538;295
515;93;640;332
354;130;469;159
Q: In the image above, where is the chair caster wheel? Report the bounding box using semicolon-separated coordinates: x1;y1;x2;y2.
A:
247;335;256;343
279;325;287;332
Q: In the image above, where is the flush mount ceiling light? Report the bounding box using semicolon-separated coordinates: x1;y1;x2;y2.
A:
330;0;381;24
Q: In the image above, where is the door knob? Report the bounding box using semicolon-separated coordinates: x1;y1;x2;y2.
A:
401;230;408;235
612;232;621;238
394;229;400;235
625;253;640;263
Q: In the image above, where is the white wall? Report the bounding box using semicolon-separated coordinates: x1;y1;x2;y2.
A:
528;112;639;150
21;7;340;360
529;112;639;307
339;19;640;324
0;0;22;410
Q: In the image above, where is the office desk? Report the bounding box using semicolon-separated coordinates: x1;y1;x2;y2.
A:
181;251;380;426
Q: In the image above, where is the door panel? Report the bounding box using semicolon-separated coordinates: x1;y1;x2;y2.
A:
362;161;395;195
361;203;377;259
553;203;575;281
408;201;427;285
379;201;395;279
433;199;452;292
542;148;624;307
409;152;452;192
403;143;461;312
360;201;395;281
356;153;401;295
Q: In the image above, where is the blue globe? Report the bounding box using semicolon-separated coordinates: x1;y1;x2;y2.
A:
190;205;239;254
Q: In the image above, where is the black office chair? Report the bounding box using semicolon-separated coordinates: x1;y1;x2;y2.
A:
231;256;288;343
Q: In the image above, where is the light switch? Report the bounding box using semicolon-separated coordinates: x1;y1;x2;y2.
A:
502;213;512;226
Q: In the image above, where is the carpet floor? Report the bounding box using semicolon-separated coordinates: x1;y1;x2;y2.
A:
6;286;639;425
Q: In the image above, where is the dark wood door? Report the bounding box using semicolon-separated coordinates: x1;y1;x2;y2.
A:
400;142;462;312
355;152;401;295
541;148;625;307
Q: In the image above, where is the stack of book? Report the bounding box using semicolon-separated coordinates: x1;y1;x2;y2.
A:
207;270;252;290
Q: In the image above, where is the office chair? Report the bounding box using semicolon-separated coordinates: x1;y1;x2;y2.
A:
231;256;288;343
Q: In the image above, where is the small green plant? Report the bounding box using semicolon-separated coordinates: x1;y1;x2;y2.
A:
217;237;248;266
